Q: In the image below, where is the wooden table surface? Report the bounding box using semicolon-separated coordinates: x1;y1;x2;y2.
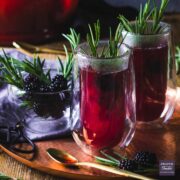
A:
0;13;180;180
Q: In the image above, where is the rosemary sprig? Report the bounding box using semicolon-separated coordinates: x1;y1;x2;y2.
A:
20;56;51;84
86;20;100;57
58;46;73;79
95;156;119;167
151;0;169;33
118;0;151;34
107;24;124;57
62;28;80;51
64;20;125;58
137;0;152;34
61;28;80;79
0;50;24;89
0;51;52;89
119;0;169;34
176;46;180;75
87;20;124;58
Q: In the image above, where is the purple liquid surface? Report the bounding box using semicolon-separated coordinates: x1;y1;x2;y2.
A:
80;68;126;149
133;44;168;122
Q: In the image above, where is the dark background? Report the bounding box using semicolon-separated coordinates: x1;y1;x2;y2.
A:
70;0;179;38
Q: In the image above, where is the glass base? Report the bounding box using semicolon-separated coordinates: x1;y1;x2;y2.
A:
72;131;134;156
25;118;68;134
72;132;96;155
24;108;70;134
136;118;167;130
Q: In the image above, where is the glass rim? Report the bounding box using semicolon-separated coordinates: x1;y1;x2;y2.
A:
75;40;130;61
9;84;70;95
122;21;171;37
23;89;70;95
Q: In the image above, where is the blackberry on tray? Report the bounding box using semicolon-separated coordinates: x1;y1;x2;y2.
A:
118;159;138;171
134;151;157;167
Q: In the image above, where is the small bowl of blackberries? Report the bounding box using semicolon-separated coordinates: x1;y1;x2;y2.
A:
0;54;72;121
21;72;70;118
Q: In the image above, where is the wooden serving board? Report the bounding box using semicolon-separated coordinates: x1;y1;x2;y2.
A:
0;97;180;179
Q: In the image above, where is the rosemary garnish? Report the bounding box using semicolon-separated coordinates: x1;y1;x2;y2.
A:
108;24;124;57
61;28;80;79
86;20;124;58
151;0;169;33
0;53;52;89
0;51;70;90
64;20;124;58
62;28;80;52
58;46;73;79
20;56;51;84
86;20;101;57
0;50;24;89
119;0;169;34
176;46;180;75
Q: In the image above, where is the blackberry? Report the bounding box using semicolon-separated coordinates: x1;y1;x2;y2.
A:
50;75;67;92
24;74;39;84
39;84;50;93
24;82;38;92
24;74;39;92
52;75;64;83
119;159;138;171
33;102;47;116
134;151;157;167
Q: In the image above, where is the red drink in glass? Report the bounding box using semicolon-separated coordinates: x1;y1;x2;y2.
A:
133;45;168;122
72;41;136;154
123;21;176;124
80;67;126;149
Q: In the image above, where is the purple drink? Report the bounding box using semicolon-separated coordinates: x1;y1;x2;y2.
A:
133;44;168;122
80;67;126;149
72;41;136;154
122;21;176;124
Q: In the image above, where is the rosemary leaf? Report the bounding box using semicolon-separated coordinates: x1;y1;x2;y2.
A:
119;0;169;35
176;46;180;75
62;28;80;51
118;16;133;33
86;20;101;57
58;57;64;73
95;156;119;167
